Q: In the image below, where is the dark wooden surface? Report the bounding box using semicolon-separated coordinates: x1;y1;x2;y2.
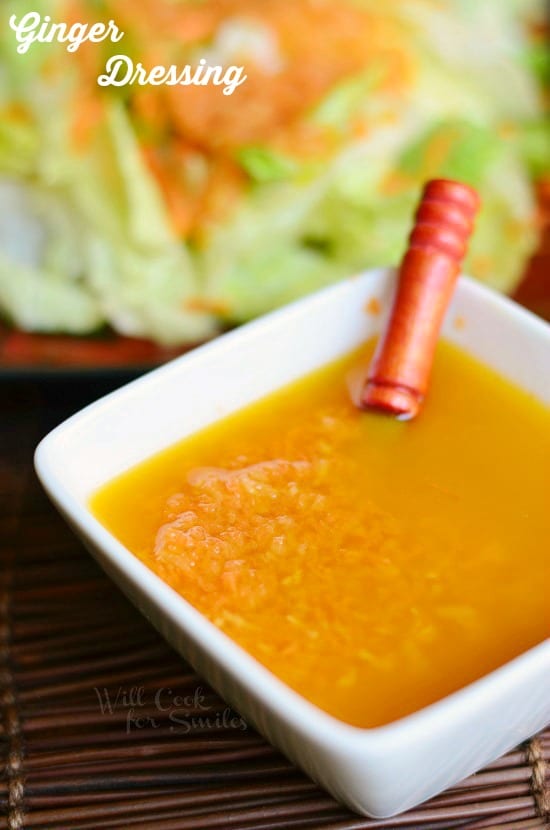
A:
0;377;549;829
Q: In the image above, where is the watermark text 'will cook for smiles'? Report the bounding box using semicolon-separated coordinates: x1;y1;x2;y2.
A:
94;685;248;734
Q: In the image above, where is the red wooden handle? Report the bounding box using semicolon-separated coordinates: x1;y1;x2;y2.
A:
361;179;480;419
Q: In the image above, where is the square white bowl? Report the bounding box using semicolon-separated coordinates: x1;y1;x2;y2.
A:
35;268;550;818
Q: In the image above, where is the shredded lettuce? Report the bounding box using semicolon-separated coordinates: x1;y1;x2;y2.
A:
0;46;216;341
203;113;539;319
0;0;547;339
0;179;103;332
202;1;545;321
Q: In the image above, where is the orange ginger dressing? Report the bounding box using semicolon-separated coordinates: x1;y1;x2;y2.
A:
91;340;550;727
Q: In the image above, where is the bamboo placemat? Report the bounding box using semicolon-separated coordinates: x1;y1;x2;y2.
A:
1;380;549;830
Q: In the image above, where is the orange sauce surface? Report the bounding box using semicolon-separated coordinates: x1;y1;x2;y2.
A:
91;340;550;727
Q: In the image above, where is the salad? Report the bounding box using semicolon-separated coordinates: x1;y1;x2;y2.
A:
0;0;548;344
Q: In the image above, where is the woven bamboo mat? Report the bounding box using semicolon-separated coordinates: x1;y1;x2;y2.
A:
1;380;549;830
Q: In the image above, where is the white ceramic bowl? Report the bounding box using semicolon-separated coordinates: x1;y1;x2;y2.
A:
35;268;550;818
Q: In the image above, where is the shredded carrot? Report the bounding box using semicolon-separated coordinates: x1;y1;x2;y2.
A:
141;146;195;237
142;142;246;238
423;127;462;172
3;103;32;124
469;255;493;277
192;157;247;239
61;0;418;234
70;93;105;150
183;297;232;316
106;0;219;46
364;297;382;316
163;0;400;152
380;170;416;196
